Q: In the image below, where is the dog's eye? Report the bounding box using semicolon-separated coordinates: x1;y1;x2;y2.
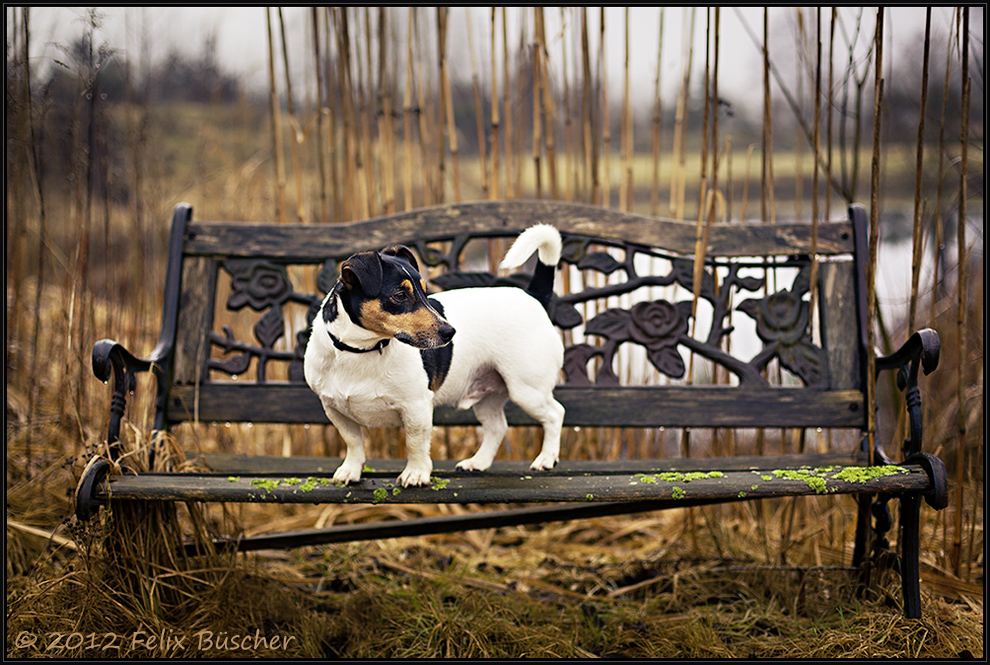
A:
391;289;409;303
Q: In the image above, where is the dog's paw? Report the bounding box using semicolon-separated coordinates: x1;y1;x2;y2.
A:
397;465;432;488
529;452;558;471
332;462;364;485
455;455;493;472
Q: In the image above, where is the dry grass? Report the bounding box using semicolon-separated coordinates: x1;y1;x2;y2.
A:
5;445;984;659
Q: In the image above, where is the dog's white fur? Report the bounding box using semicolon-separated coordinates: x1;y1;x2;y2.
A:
304;225;565;487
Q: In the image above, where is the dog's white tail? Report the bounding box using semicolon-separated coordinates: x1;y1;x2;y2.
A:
499;223;562;271
499;224;561;311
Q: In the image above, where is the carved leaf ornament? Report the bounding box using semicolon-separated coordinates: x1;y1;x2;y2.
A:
206;235;828;389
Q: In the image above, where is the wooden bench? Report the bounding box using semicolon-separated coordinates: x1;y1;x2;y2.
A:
76;200;946;618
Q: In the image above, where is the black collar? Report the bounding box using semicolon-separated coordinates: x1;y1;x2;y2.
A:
328;330;390;354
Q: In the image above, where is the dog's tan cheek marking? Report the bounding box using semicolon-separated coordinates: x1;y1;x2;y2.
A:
357;300;391;334
359;300;442;337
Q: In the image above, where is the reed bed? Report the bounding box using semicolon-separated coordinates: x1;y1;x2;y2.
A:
5;6;983;659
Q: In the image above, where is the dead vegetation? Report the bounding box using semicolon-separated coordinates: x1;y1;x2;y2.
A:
4;443;983;658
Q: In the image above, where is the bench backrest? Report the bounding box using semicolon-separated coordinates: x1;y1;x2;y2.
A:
156;201;870;432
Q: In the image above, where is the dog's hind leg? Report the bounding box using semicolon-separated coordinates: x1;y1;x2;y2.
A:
508;385;565;471
456;391;510;472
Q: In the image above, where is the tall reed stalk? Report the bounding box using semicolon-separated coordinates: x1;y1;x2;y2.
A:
71;9;106;440
489;9;501;200
793;8;806;220
467;10;489;201
531;9;544;199
266;9;287;223
402;8;415;210
311;7;328;223
760;8;775;225
502;7;515;199
865;8;884;464
278;8;305;222
356;8;374;217
826;9;836;220
22;8;50;463
323;8;341;223
378;8;397;215
908;10;932;335
536;8;558;200
669;8;695;220
580;8;596;205
650;9;665;217
438;8;460;203
808;9;822;332
598;9;610;208
620;8;633;212
413;9;434;206
555;10;571;203
951;6;970;577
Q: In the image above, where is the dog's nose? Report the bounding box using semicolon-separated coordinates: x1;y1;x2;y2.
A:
439;324;456;344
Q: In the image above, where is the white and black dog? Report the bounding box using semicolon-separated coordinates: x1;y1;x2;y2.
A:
304;225;565;487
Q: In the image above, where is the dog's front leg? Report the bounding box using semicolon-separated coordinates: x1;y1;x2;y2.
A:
397;405;434;487
321;400;367;484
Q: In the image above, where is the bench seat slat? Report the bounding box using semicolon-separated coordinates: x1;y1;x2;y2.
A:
190;451;869;475
167;384;868;429
100;464;931;505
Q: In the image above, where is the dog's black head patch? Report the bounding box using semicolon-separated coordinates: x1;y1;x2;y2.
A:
339;245;421;298
381;245;420;272
340;251;384;297
334;246;455;350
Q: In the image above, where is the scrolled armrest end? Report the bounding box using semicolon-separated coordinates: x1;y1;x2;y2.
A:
876;328;940;377
92;339;154;383
915;328;940;376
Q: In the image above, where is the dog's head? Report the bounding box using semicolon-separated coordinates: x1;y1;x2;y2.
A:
329;245;455;349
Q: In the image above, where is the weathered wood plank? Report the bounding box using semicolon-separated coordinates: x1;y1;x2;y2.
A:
167;384;868;429
191;451;869;475
182;201;856;260
171;257;217;386
100;464;931;505
819;261;863;391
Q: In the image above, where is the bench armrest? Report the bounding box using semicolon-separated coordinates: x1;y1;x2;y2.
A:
92;339;169;462
874;328;940;458
92;338;161;380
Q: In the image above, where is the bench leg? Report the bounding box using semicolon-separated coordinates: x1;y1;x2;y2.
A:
899;493;923;619
852;493;872;569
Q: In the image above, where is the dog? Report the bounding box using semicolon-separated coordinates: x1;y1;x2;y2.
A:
303;224;566;487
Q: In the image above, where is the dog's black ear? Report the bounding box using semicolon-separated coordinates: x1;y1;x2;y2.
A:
340;251;383;297
382;245;419;273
